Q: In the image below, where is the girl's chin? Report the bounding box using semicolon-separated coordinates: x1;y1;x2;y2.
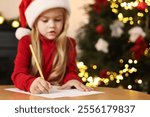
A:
46;36;56;40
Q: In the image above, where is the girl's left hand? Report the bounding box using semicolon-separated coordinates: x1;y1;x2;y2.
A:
59;80;93;91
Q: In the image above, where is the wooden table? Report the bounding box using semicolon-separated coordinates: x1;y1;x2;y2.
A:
0;85;150;100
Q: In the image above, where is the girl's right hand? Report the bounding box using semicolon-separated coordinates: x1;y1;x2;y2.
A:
30;77;52;94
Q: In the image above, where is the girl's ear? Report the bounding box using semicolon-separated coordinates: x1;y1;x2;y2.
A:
15;27;31;40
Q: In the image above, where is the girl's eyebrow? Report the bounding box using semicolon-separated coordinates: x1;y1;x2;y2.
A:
41;15;63;18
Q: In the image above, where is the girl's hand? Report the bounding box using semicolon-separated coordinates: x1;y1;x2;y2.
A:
59;80;93;91
30;77;52;94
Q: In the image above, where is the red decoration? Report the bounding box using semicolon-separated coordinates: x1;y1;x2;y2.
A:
96;25;104;35
99;69;108;85
137;2;148;11
99;69;108;78
93;0;107;14
130;36;147;60
95;0;107;5
93;4;101;14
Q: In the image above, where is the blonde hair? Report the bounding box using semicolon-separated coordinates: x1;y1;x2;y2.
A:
30;9;69;84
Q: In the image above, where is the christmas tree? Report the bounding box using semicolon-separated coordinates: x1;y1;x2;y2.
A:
77;0;150;93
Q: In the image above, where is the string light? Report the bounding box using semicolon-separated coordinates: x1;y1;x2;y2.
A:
134;60;138;64
119;59;124;64
109;0;150;25
116;79;120;83
77;57;140;87
144;48;150;56
93;65;97;69
128;59;133;64
137;79;142;84
128;85;132;89
12;20;20;28
82;77;87;82
0;16;5;24
0;14;19;29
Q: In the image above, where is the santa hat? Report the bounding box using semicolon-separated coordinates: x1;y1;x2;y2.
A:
16;0;71;40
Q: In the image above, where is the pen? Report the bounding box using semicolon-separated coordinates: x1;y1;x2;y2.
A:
29;44;44;79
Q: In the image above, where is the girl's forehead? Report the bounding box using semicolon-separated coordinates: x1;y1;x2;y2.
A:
40;8;64;17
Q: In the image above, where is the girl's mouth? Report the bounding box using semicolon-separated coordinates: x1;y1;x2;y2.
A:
48;31;56;34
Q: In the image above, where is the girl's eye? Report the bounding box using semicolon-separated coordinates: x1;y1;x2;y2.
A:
55;19;62;22
41;19;48;23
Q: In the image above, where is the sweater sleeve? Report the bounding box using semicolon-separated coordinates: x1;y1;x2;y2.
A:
11;36;36;91
63;38;82;84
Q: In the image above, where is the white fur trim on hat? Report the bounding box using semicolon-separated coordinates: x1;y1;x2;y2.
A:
15;27;31;40
25;0;71;28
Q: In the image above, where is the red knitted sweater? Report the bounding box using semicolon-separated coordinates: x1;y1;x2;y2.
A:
11;35;81;91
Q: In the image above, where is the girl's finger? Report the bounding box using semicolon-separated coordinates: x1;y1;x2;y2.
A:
31;86;42;94
39;80;50;92
37;83;49;93
74;84;85;91
80;84;88;91
58;83;70;90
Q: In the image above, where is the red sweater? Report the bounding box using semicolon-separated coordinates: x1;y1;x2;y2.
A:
11;35;81;91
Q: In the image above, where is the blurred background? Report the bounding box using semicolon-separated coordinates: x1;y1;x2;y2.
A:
0;0;150;94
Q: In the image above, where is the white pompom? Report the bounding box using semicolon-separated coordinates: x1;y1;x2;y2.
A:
15;27;31;40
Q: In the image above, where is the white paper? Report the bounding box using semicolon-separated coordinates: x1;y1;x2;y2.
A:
5;86;104;99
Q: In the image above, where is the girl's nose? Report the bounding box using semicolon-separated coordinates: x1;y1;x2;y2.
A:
48;20;55;28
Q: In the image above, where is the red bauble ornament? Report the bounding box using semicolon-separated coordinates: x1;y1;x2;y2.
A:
93;0;107;14
96;25;104;35
99;69;108;85
137;2;148;11
99;69;108;78
95;0;107;6
130;36;147;60
93;4;101;14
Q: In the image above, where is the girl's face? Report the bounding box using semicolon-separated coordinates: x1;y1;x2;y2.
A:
37;8;64;40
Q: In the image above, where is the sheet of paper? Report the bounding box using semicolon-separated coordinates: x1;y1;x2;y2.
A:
5;86;104;98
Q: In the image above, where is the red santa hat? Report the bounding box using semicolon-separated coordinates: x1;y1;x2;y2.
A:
16;0;71;40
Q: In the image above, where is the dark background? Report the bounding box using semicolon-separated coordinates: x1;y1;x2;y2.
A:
0;31;18;84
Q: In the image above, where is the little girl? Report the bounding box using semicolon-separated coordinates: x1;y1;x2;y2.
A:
12;0;91;94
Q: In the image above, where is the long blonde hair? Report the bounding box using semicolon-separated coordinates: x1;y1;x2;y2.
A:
30;9;69;84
